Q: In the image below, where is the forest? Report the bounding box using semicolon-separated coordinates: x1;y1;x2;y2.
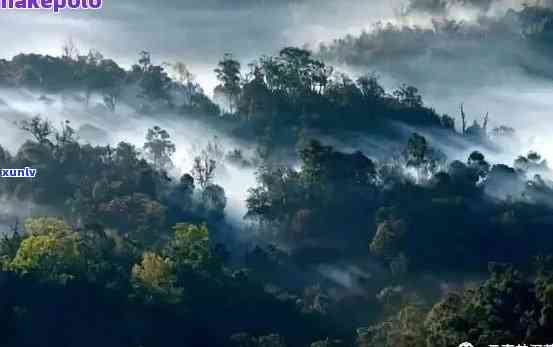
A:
0;3;553;347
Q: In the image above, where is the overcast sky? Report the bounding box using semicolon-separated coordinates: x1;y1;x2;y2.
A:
0;0;408;90
0;0;532;88
3;0;553;157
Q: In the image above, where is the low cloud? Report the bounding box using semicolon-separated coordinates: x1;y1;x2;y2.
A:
406;0;498;15
317;4;553;163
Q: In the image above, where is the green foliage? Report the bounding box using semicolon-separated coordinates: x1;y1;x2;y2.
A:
24;217;73;236
187;91;221;116
230;333;288;347
424;293;469;347
358;304;427;347
10;218;83;283
424;263;553;346
131;251;183;305
11;53;75;91
137;52;172;103
369;220;407;261
77;50;126;110
0;231;23;267
309;339;346;347
98;193;167;247
1;40;553;347
164;223;221;273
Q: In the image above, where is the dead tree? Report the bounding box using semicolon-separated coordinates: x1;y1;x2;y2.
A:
460;103;467;135
482;112;489;132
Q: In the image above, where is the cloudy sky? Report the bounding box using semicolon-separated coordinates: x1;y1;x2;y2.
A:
0;0;407;89
0;0;532;88
2;0;553;158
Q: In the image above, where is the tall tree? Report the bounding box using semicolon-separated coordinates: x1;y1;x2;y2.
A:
143;126;176;172
138;50;152;72
214;53;241;114
191;150;217;190
171;61;198;106
18;116;54;148
61;37;79;62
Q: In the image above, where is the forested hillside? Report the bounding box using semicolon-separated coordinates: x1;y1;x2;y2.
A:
0;4;553;347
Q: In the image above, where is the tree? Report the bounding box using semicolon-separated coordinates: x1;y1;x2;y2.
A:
394;84;423;108
358;304;427;347
98;193;167;246
325;74;363;108
171;61;198;106
102;86;121;112
172;61;194;86
84;49;103;66
139;65;172;103
164;223;221;273
115;141;140;170
168;174;196;211
298;139;334;185
237;64;273;119
259;47;331;98
18;116;54;147
10;217;83;283
440;114;455;130
188;92;221;116
97;59;126;111
214;53;241;113
78;49;104;106
191;150;217;189
138;50;151;72
143;126;176;172
300;139;375;187
301;284;330;314
230;333;288;347
0;228;23;266
24;217;73;236
179;173;195;194
131;251;183;305
309;339;346;347
405;133;428;167
61;37;79;62
369;219;407;261
201;184;227;219
278;47;325;96
357;72;385;101
55;120;77;148
246;167;303;223
514;151;548;172
491;125;516;139
424;262;553;347
460;103;467;135
467;150;490;178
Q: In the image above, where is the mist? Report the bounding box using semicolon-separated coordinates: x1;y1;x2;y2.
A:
317;1;553;167
2;2;553;346
0;86;263;233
